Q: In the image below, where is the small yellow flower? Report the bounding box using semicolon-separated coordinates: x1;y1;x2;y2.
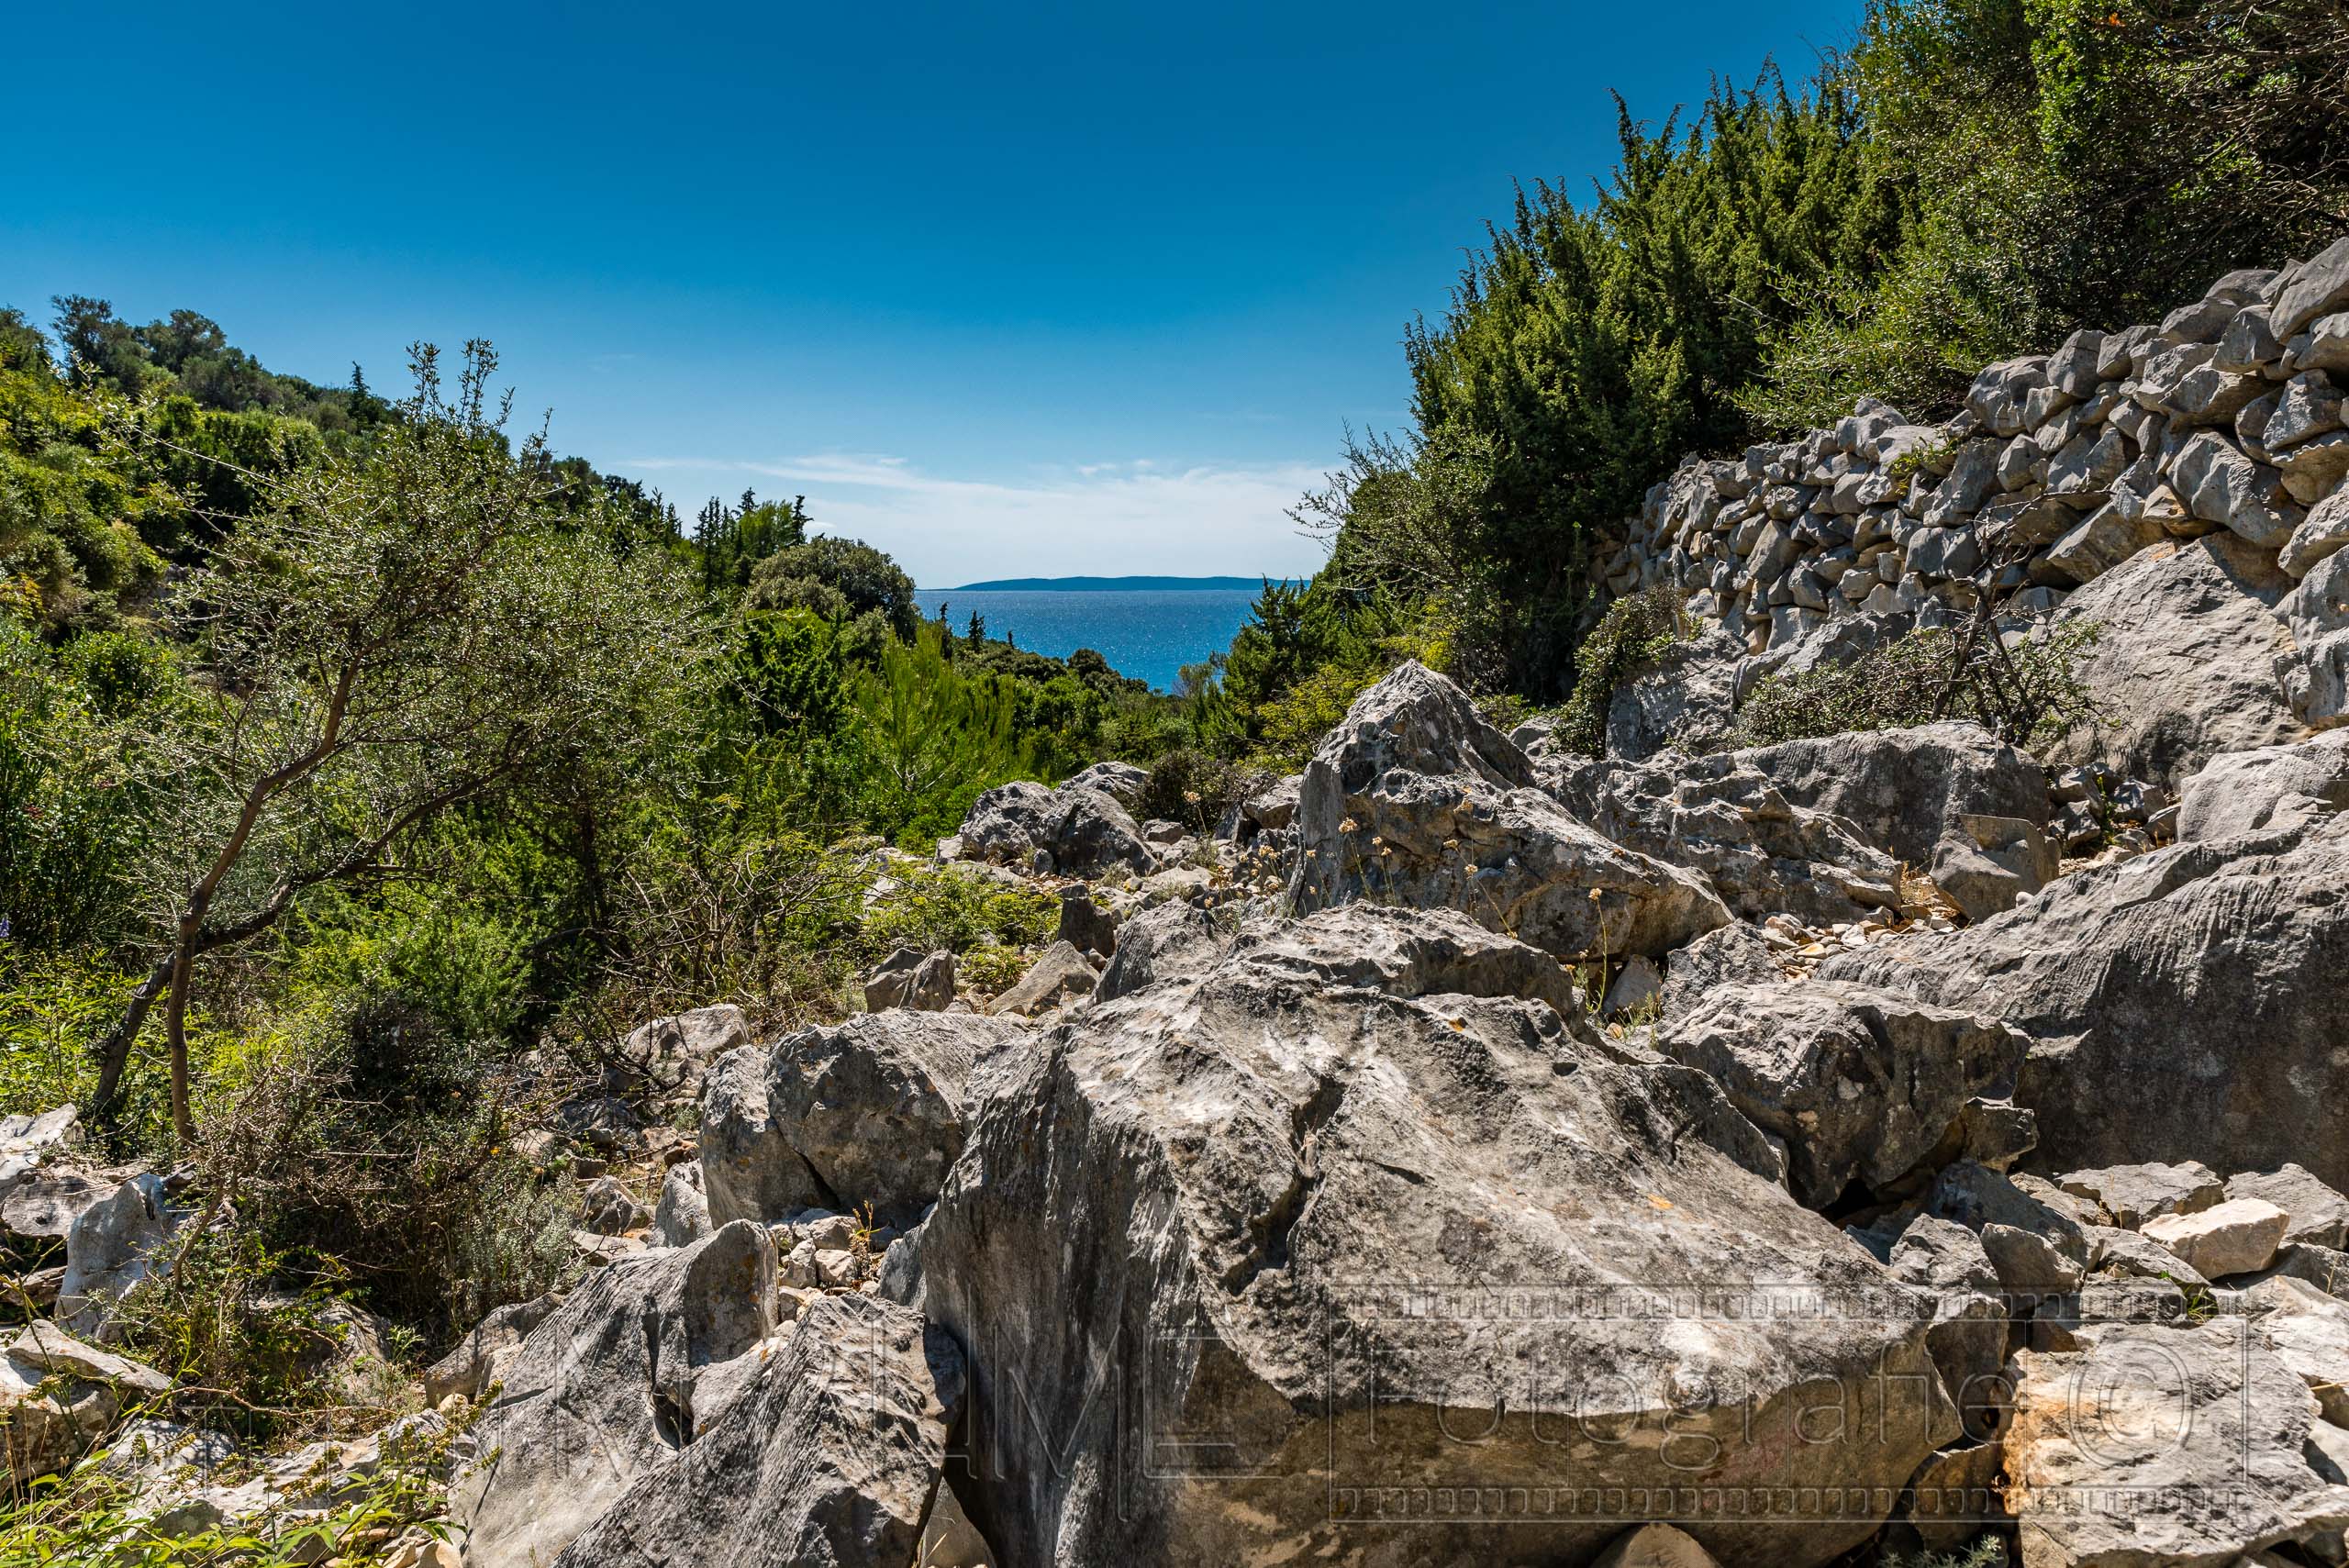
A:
1183;790;1202;804
1462;863;1479;874
1341;817;1359;833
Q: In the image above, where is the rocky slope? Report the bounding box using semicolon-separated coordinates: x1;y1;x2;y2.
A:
12;252;2349;1568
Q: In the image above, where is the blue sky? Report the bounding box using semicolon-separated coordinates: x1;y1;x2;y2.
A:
2;1;1857;586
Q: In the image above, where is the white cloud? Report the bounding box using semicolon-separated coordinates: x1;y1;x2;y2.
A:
625;450;1333;586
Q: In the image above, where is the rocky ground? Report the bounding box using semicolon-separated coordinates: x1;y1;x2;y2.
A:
13;253;2349;1568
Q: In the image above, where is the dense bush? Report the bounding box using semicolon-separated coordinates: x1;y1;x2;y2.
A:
1735;617;2101;750
1556;584;1689;757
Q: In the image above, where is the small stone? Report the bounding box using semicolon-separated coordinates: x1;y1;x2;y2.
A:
2228;1163;2349;1251
2142;1196;2289;1278
2056;1160;2224;1229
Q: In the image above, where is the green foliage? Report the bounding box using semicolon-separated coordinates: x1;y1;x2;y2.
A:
858;861;1057;963
846;623;1032;845
0;946;236;1163
1135;748;1268;837
1735;617;2101;750
1384;74;1904;695
1191;575;1441;769
1557;584;1688;757
747;536;918;638
0;1425;458;1565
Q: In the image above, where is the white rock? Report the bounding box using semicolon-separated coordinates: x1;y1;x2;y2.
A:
2142;1196;2290;1278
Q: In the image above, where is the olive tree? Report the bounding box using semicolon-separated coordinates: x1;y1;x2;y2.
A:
92;343;702;1138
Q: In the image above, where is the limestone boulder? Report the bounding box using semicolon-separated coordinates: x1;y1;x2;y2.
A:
959;779;1153;876
1550;755;1903;927
1653;980;2029;1207
59;1174;189;1340
611;1006;747;1099
2229;1164;2349;1251
1292;665;1727;960
861;946;956;1013
986;940;1099;1018
917;907;1954;1568
2054;1161;2224;1229
651;1162;712;1248
422;1293;562;1407
449;1221;777;1568
700;1011;1031;1230
2179;729;2349;841
549;1294;963;1568
2005;1320;2349;1567
1726;721;2049;867
2047;532;2304;786
1063;760;1150;811
2141;1196;2289;1279
1;1322;172;1485
1826;814;2349;1190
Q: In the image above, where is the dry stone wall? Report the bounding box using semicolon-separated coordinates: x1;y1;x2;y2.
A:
1599;239;2349;729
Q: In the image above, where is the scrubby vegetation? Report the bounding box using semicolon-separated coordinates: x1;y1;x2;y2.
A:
0;300;1188;1427
1735;617;2102;751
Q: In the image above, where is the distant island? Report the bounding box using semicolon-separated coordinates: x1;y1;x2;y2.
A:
938;574;1301;592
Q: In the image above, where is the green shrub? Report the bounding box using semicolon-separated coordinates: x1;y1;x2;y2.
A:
858;861;1056;963
1557;584;1688;757
1134;748;1269;836
1735;618;2100;751
0;1421;461;1565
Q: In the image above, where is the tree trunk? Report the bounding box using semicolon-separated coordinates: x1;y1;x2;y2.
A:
89;952;175;1134
163;918;200;1147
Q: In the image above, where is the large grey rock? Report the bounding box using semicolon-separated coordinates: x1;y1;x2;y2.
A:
2178;730;2349;840
550;1294;963;1568
1654;979;2029;1207
1063;759;1150;811
917;912;1954;1568
1656;921;1782;1019
1729;721;2049;867
450;1221;777;1568
1230;902;1581;1018
651;1162;712;1248
2283;544;2349;729
2054;1161;2222;1229
1092;899;1223;1004
2050;532;2304;786
2141;1195;2288;1279
702;1011;1031;1230
3;1165;117;1247
959;779;1153;876
58;1173;188;1340
2006;1320;2349;1567
1931;811;2060;922
1602;628;1742;761
422;1292;562;1407
1;1322;173;1485
1881;1215;2009;1440
2275;236;2349;341
1550;754;1903;926
1292;663;1729;959
612;1006;747;1099
1055;884;1121;960
1828;814;2349;1189
2242;1273;2349;1427
861;946;956;1013
987;940;1099;1018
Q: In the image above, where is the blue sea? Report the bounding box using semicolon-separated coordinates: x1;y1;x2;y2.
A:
912;589;1259;692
